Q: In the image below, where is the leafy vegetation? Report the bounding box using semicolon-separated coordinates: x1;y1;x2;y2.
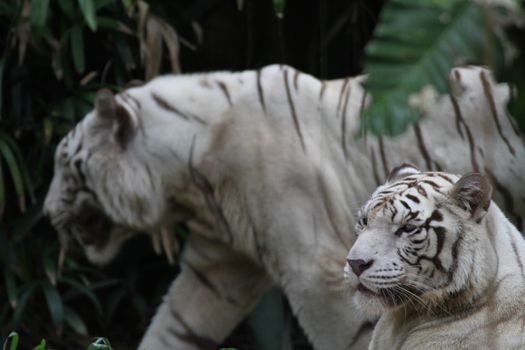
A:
362;0;524;135
0;0;182;347
3;332;114;350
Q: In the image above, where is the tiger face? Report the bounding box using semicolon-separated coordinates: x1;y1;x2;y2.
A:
44;89;167;265
345;164;494;315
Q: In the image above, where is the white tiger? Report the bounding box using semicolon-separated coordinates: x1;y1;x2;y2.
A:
43;64;525;350
346;164;525;349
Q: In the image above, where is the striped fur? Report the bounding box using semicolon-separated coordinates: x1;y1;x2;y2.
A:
43;65;525;350
346;167;525;349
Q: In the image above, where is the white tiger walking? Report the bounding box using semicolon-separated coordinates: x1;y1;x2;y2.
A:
346;164;525;350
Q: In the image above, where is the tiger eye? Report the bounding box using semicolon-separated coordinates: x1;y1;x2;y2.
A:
401;224;417;232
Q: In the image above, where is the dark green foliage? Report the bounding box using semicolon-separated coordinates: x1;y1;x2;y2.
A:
2;332;114;350
0;0;168;346
361;0;522;135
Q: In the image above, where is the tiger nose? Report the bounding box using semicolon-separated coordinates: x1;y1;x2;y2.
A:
347;258;374;277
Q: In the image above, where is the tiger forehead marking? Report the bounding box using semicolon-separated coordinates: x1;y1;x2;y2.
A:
362;173;454;224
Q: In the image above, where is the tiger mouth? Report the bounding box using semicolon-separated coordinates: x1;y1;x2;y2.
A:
75;207;112;248
358;283;420;307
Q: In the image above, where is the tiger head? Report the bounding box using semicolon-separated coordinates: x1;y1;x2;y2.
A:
44;89;169;265
345;164;494;316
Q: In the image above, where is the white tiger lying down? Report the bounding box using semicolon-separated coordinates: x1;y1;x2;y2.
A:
43;65;525;350
346;164;525;350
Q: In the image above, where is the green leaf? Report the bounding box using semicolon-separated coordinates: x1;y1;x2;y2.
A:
4;268;18;308
30;0;50;28
361;0;502;135
64;306;88;335
5;331;19;350
43;252;57;286
32;339;46;350
42;282;64;331
86;338;113;350
272;0;284;16
71;26;85;73
61;277;103;315
94;0;113;10
57;0;75;19
78;0;98;31
122;0;134;11
12;282;39;326
0;131;35;204
0;136;25;211
0;56;5;117
0;157;4;217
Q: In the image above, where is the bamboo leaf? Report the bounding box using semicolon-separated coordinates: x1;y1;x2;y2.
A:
0;131;35;204
0;137;25;211
94;0;113;10
64;306;88;335
4;269;18;308
0;158;4;218
43;253;57;286
78;0;98;31
5;331;19;350
71;26;85;73
12;282;39;326
57;0;75;19
32;339;46;350
30;0;50;28
0;56;5;118
61;277;102;314
361;0;503;135
42;282;64;331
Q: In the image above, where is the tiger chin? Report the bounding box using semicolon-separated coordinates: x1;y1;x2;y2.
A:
346;164;525;350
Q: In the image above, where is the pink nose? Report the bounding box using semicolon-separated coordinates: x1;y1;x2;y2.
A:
347;258;374;276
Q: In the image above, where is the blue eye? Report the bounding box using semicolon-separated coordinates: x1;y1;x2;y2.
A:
395;224;418;236
402;224;417;232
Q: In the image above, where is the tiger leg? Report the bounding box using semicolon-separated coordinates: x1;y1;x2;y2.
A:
137;235;272;350
285;282;376;350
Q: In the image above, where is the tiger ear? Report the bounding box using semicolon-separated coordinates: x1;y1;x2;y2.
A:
386;163;420;184
449;173;492;222
95;89;136;149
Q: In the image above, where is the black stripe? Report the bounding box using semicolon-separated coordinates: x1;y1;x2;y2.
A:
370;147;381;186
336;78;350;114
405;194;420;203
188;137;234;243
485;168;523;231
256;69;266;114
319;80;327;100
152;92;206;125
184;260;222;298
283;69;306;152
480;71;515;156
413;123;434;171
378;136;389;179
341;85;351;159
216;80;233;106
167;305;218;349
449;94;479;172
293;70;300;91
